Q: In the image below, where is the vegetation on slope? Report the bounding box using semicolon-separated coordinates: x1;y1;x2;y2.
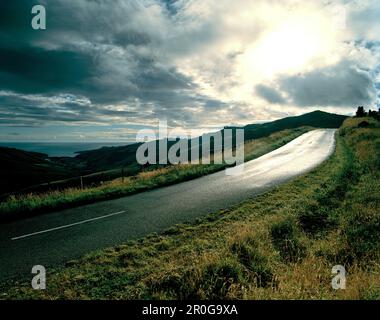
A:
234;110;347;141
0;127;310;223
0;110;347;196
1;117;378;300
72;111;347;172
0;147;77;195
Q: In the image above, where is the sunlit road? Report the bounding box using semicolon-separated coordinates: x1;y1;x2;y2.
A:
0;129;336;282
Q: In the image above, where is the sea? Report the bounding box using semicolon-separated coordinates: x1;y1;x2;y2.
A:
0;142;130;157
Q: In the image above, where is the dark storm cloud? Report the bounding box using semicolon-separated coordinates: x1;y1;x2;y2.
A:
0;0;156;48
0;0;206;125
0;1;106;96
255;84;287;104
0;0;37;49
0;47;95;95
135;66;192;91
279;60;377;107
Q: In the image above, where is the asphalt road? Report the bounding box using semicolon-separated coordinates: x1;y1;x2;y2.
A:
0;129;336;282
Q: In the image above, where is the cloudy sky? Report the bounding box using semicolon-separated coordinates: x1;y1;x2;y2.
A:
0;0;379;141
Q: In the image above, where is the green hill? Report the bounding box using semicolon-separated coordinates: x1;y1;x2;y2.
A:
236;110;348;140
0;110;348;195
76;111;348;171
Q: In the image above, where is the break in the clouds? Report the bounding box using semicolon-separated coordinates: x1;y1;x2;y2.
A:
0;0;379;141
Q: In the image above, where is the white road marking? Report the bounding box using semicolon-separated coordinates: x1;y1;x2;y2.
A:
11;210;126;241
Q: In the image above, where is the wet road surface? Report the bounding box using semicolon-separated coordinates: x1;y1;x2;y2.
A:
0;129;336;282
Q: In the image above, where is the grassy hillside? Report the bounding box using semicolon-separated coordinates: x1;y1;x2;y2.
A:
75;110;347;171
73;143;141;172
1;117;379;299
0;147;77;195
232;110;347;141
0;111;347;196
0;127;310;223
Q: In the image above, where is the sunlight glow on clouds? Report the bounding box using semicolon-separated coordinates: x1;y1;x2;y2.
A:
0;0;379;141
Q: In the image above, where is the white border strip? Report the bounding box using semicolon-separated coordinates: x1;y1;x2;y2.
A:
11;210;126;241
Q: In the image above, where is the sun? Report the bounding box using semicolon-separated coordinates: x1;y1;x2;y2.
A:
258;25;321;74
243;15;334;78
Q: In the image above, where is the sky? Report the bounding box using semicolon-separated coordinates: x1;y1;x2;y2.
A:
0;0;379;142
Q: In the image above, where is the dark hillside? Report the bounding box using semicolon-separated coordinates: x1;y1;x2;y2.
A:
0;147;76;195
240;110;348;141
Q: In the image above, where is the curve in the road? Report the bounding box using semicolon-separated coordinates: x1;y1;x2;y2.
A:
0;129;336;281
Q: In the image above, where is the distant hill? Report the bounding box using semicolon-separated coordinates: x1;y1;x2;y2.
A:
0;147;77;195
68;110;347;171
235;110;348;141
72;143;142;172
0;110;348;195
